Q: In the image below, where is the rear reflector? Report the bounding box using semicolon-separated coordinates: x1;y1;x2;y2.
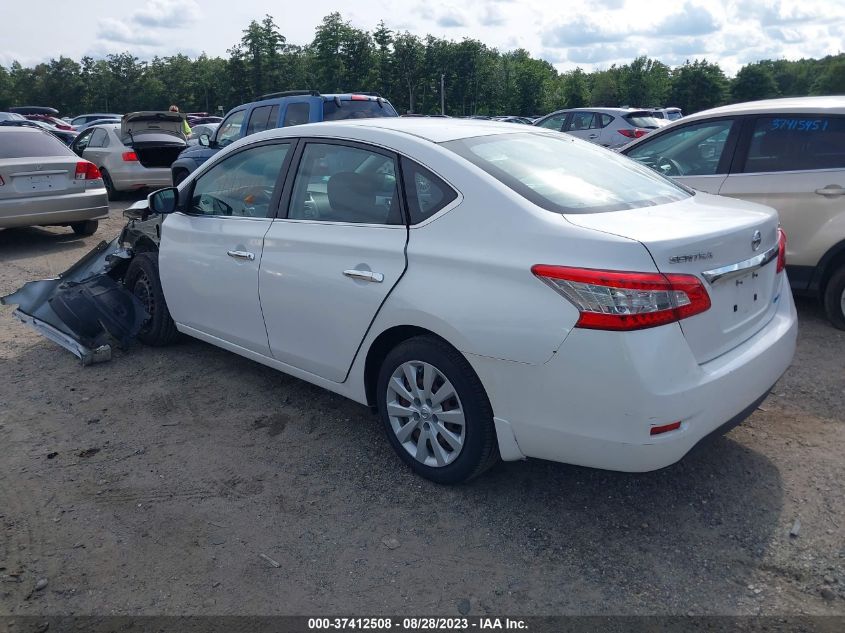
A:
122;151;138;162
75;161;102;181
776;227;787;274
531;265;711;331
618;128;649;139
650;421;681;436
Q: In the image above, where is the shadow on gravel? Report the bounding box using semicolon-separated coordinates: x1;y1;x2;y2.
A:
0;226;90;262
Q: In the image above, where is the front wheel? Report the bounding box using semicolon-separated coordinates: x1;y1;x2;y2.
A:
376;336;499;484
124;252;180;346
823;266;845;330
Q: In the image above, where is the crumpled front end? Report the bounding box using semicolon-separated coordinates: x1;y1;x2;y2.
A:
1;237;148;365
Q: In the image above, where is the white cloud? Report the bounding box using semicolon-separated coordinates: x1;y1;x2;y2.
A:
134;0;201;29
96;18;164;46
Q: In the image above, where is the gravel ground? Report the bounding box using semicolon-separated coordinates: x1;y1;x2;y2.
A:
1;198;844;616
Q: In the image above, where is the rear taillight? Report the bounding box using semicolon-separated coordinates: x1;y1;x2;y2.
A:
531;265;711;331
776;227;786;274
75;161;101;180
618;128;649;139
122;151;138;162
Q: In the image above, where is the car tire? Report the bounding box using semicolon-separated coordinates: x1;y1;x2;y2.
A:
376;335;499;484
823;266;845;330
172;169;189;186
100;168;121;201
70;220;98;236
124;252;180;346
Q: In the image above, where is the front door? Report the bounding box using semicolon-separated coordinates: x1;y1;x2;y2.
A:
159;141;293;356
259;140;408;382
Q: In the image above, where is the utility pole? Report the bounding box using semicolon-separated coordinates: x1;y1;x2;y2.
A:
441;74;445;115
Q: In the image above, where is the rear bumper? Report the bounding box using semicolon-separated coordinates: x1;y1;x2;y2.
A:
109;164;172;191
0;190;109;228
469;274;798;471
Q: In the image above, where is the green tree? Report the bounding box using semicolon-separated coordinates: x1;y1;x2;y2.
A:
669;59;728;114
392;31;424;113
811;57;845;94
731;63;780;102
562;68;590;108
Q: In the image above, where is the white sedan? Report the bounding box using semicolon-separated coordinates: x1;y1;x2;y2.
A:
3;119;797;483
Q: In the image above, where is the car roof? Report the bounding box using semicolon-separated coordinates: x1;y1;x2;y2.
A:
684;96;845;120
263;117;537;143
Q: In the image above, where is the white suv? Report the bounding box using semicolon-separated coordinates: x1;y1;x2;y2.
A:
621;97;845;328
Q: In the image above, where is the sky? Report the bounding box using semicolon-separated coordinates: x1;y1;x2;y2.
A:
2;0;844;76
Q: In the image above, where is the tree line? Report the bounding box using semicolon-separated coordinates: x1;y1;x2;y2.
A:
1;13;843;118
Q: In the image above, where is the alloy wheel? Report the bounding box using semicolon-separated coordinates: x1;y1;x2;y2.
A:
385;360;466;468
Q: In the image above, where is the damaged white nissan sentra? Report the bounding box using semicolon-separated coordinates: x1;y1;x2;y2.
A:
2;119;797;484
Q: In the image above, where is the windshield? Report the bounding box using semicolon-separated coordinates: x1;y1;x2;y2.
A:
322;99;398;120
443;132;690;214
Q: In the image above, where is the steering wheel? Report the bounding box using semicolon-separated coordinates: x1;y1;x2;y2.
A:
654;155;684;177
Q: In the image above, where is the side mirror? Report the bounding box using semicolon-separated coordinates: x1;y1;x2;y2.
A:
199;134;210;147
148;187;179;215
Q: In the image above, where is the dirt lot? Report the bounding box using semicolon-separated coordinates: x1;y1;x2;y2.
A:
1;198;844;616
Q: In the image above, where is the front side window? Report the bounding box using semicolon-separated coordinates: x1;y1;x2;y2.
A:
744;116;845;172
625;119;736;177
288;143;400;224
444;132;689;214
536;112;566;131
216;110;246;148
401;158;457;224
246;105;274;136
189;143;290;218
72;129;94;154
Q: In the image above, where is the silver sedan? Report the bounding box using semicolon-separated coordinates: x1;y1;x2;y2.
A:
0;127;108;235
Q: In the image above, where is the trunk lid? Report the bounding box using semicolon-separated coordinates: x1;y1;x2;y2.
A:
564;192;782;363
0;157;83;200
121;111;186;139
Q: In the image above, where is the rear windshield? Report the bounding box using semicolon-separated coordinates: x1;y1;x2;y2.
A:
0;130;73;158
322;99;398;121
624;111;663;129
442;132;690;214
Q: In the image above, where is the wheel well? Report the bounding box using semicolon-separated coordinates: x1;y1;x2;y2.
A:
363;325;449;408
819;241;845;295
132;235;159;254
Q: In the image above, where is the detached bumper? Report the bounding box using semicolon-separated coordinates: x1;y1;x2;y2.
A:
1;237;147;364
469;274;798;471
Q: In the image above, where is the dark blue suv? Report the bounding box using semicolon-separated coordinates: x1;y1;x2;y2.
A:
171;91;399;184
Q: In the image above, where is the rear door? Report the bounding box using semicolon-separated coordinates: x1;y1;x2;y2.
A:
158;140;294;356
623;117;740;193
718;114;845;274
80;127;111;168
563;111;600;143
259;139;408;382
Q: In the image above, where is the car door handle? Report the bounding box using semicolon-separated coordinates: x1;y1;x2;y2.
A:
815;185;845;197
343;269;384;283
588;133;598;139
227;250;255;261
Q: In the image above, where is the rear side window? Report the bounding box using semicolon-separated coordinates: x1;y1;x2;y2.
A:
322;99;398;120
744;116;845;172
536;112;566;131
401;158;458;224
0;130;73;158
283;103;310;126
444;132;689;214
600;114;614;128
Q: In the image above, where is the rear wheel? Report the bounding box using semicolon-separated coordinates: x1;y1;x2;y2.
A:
70;220;98;236
124;252;179;346
376;336;499;484
100;168;121;201
823;266;845;330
